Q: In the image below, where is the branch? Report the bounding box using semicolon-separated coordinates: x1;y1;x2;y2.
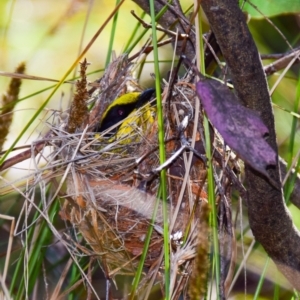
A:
201;0;300;290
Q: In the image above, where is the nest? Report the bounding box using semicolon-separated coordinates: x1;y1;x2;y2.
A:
55;55;209;295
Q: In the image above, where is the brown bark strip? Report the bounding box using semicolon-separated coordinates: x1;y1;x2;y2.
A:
201;0;300;290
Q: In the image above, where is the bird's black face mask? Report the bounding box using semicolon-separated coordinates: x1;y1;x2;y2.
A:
96;88;155;135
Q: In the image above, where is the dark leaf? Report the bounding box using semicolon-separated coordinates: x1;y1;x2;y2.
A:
196;79;276;178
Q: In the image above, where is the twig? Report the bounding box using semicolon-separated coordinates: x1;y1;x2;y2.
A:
264;49;300;76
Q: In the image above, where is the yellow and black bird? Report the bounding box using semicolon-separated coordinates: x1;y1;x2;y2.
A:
97;88;156;142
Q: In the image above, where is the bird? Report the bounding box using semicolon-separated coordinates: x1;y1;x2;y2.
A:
96;88;156;143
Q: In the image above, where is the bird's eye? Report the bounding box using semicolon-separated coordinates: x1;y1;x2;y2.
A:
118;109;124;116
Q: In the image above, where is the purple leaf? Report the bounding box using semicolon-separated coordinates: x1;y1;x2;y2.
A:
196;79;276;178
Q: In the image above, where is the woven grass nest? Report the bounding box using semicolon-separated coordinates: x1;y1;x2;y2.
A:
57;55;210;294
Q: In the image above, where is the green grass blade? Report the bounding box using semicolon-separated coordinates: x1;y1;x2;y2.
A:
130;188;161;299
284;72;300;204
253;257;270;300
105;0;121;66
123;10;146;52
196;6;220;298
149;1;169;298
